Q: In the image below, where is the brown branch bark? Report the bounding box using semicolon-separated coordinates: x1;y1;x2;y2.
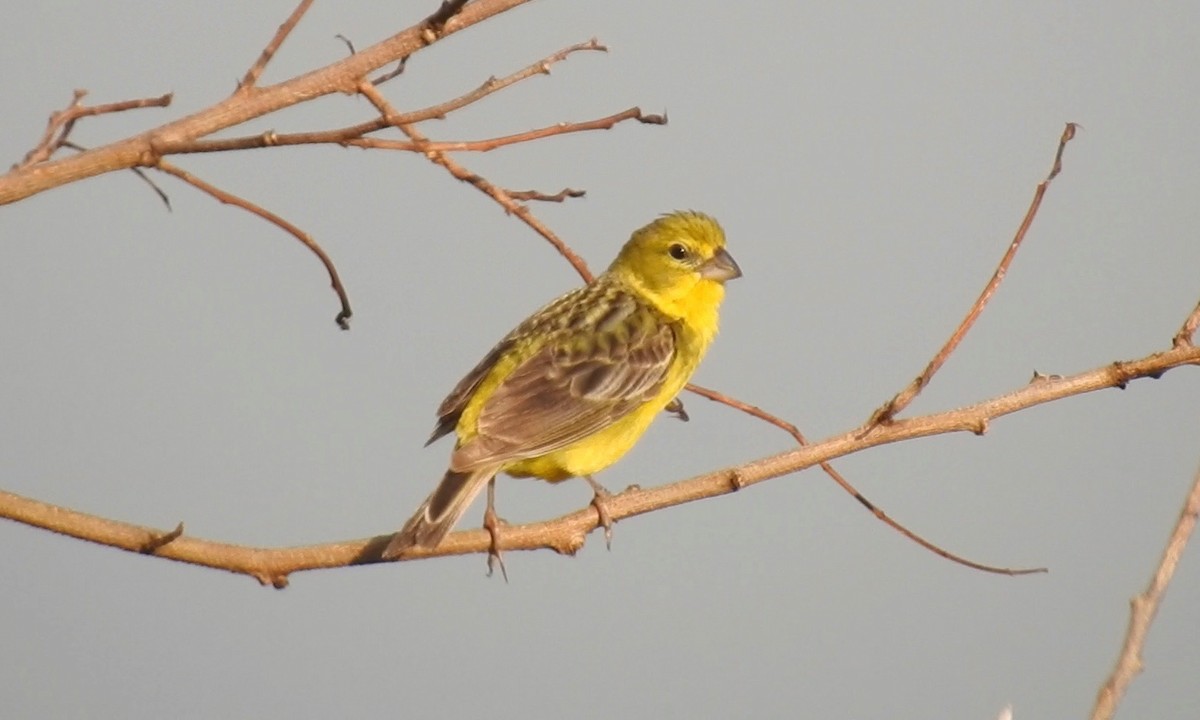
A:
344;108;664;154
1091;460;1200;720
4;342;1196;588
237;0;315;91
0;0;533;205
169;39;608;156
1172;299;1200;348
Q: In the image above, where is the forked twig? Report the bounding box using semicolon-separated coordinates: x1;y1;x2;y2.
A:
61;140;173;210
1091;461;1200;720
1172;299;1200;348
238;0;315;91
356;81;596;280
686;383;1046;575
171;40;608;156
153;160;353;329
864;123;1079;432
15;90;173;170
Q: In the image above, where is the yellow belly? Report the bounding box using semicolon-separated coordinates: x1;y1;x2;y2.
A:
502;395;668;481
496;295;717;484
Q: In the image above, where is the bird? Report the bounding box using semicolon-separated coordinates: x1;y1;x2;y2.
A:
382;211;741;562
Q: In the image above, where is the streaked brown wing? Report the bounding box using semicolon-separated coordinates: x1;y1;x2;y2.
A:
425;337;514;446
426;286;593;446
449;314;676;472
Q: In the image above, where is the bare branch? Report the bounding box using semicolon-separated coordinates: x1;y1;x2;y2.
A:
154;161;353;329
685;383;1045;576
238;0;315;91
136;40;608;157
356;79;596;279
13;90;173;170
1173;299;1200;348
1091;461;1200;720
4;342;1196;587
865;123;1079;430
0;0;535;205
346;107;665;153
61;140;173;210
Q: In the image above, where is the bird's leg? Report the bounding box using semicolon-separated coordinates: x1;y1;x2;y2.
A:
583;474;615;549
483;477;508;582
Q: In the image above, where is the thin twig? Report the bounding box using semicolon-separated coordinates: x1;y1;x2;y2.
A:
169;39;609;157
153;160;353;329
1172;299;1200;348
15;90;173;169
686;383;1045;575
61;141;173;210
345;108;666;153
389;38;605;118
356;80;595;279
238;0;315;91
1091;461;1200;720
3;343;1196;587
1;0;536;206
371;58;408;86
507;188;586;203
864;123;1079;432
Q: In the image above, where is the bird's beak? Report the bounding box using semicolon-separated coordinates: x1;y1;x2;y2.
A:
698;248;743;282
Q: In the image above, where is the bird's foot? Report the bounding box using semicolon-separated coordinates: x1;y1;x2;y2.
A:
584;475;615;550
482;504;509;582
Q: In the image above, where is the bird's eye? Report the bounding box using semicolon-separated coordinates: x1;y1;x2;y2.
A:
668;243;689;260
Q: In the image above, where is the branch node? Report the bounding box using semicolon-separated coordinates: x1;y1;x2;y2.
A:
553;533;586;556
727;469;746;492
1111;361;1132;390
140;522;184;553
252;570;290;589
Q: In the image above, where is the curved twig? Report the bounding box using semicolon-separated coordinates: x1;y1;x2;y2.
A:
685;383;1045;575
154;160;353;329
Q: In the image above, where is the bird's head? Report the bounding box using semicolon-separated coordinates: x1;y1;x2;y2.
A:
608;211;741;321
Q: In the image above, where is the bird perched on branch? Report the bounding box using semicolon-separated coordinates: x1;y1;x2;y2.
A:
382;211;741;562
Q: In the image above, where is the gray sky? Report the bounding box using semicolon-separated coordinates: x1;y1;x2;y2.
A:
2;2;1198;718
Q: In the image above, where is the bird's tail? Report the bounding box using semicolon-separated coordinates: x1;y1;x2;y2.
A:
382;466;498;559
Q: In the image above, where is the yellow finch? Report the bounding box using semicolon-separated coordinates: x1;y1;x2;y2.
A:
383;211;740;558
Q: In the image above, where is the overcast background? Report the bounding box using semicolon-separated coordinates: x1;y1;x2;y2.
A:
2;2;1199;718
